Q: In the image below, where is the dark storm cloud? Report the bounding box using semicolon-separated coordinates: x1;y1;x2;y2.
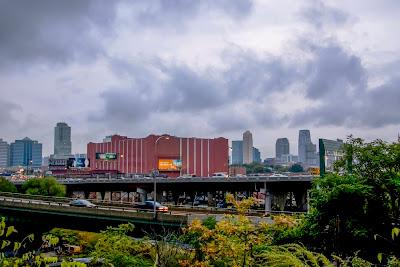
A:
93;50;298;129
291;41;400;128
304;42;367;99
359;77;400;127
0;0;252;69
0;0;119;67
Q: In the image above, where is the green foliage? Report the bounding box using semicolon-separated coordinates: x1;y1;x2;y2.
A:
90;223;152;267
0;217;61;266
254;243;332;267
22;176;66;196
49;228;99;252
0;177;17;193
289;164;304;173
303;137;400;260
234;163;270;174
203;216;217;230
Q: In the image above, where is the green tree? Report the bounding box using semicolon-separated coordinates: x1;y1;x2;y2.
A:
0;177;17;193
303;137;400;260
22;176;66;197
90;224;152;267
289;164;304;173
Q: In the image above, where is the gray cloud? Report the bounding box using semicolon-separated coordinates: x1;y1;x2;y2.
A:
300;0;350;29
0;0;119;68
0;100;20;127
291;41;400;128
134;0;253;27
92;49;298;131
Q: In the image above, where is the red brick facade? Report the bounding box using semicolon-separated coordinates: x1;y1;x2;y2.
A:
87;134;229;177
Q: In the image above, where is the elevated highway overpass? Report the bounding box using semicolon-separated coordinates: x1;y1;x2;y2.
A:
11;175;316;212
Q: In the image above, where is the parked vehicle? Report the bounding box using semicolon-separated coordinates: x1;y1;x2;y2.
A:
133;201;168;212
69;199;96;208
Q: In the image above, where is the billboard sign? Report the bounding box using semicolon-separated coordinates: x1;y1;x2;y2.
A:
74;157;86;168
158;159;182;171
96;153;117;160
49;158;67;166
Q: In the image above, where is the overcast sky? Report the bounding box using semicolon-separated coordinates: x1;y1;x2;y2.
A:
1;0;399;158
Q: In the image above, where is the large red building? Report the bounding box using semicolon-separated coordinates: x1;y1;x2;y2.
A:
87;134;229;177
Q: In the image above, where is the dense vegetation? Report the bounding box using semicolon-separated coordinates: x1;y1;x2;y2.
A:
0;177;17;193
21;176;66;197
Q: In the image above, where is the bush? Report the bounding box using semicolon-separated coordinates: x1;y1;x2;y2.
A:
22;176;66;196
0;177;17;193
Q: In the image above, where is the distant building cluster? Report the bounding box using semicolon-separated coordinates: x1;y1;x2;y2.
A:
0;121;349;177
0;137;42;170
231;130;261;165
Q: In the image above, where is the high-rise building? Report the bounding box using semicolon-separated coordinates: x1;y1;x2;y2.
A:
0;139;10;168
10;137;42;168
298;129;317;165
298;130;311;163
54;122;72;156
276;138;289;160
242;130;253;164
252;147;261;163
231;140;243;165
305;143;317;166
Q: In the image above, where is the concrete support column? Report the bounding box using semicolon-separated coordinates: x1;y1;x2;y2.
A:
207;192;214;207
294;190;308;211
274;192;287;211
264;182;272;214
100;191;106;201
137;188;147;202
84;191;90;199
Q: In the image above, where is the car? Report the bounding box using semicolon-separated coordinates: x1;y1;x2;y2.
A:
69;199;96;208
178;174;196;178
211;172;228;178
133;201;168;212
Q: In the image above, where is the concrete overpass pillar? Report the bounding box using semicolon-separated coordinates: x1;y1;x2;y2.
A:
274;192;287;211
294;190;308;212
208;192;215;207
264;182;272;214
137;188;147;202
99;191;106;201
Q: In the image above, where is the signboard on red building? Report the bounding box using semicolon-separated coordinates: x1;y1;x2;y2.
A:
96;153;117;160
158;159;182;171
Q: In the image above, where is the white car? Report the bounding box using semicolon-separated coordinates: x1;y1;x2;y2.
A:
212;172;228;178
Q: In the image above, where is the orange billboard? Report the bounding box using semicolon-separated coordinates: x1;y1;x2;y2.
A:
158;159;182;171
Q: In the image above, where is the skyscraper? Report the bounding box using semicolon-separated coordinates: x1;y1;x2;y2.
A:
275;138;290;160
0;139;9;168
54;122;72;156
298;130;311;163
298;130;317;165
252;147;261;163
243;130;253;164
10;137;42;168
231;140;243;165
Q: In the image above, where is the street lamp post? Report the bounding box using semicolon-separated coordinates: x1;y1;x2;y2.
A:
153;135;170;219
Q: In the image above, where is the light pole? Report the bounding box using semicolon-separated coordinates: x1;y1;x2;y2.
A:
153;135;170;219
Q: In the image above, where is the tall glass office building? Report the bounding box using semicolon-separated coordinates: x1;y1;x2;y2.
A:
10;137;42;168
231;140;243;164
0;139;9;168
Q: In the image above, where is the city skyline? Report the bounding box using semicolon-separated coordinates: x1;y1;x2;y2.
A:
0;1;399;158
0;127;399;159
